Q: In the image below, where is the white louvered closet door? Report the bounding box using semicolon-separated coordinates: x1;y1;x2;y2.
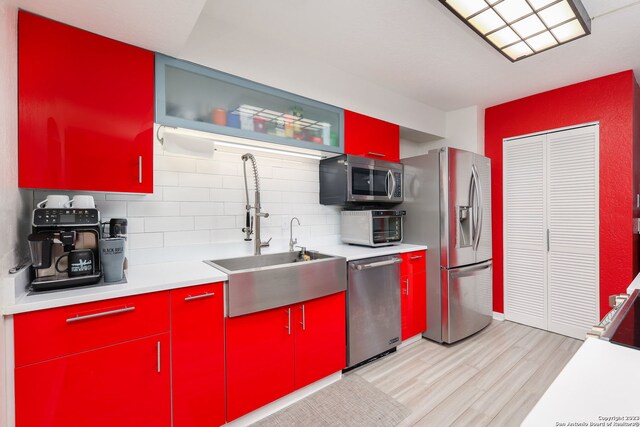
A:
503;135;547;330
547;125;599;339
504;124;599;340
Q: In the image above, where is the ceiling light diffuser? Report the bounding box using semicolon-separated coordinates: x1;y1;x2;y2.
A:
440;0;591;62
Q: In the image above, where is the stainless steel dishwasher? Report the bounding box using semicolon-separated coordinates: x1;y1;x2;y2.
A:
347;254;402;368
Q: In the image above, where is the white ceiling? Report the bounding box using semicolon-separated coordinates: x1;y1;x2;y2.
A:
13;0;640;115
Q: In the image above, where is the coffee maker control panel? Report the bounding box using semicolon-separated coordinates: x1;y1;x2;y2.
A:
33;208;100;227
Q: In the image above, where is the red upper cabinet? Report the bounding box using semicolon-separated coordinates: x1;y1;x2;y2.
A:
171;283;225;427
344;110;400;162
18;11;154;192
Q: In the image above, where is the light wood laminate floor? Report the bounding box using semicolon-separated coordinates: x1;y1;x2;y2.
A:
352;320;582;427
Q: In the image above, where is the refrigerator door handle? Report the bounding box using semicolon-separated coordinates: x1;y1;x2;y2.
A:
471;164;483;251
449;260;492;278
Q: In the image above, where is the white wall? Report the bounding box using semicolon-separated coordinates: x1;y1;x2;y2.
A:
34;133;341;251
400;105;484;158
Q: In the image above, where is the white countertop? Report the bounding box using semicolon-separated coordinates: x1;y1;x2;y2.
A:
2;241;427;315
522;337;640;426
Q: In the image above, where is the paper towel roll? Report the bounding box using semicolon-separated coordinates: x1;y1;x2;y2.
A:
162;130;215;159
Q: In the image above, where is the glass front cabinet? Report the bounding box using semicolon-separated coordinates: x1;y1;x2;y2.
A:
155;55;344;154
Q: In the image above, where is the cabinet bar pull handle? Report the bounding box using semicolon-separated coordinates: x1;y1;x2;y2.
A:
138;156;143;184
184;292;215;301
66;306;135;323
300;305;306;331
403;278;410;295
368;152;385;157
157;341;161;373
410;255;423;260
285;308;291;335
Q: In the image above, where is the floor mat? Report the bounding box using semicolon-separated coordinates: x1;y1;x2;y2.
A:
251;374;411;427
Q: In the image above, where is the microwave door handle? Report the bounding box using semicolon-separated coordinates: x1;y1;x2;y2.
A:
389;170;396;199
385;170;394;199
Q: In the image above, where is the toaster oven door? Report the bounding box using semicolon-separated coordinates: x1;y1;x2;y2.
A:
372;215;402;244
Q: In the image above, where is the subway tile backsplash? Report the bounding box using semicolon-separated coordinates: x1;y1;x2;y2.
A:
33;144;341;250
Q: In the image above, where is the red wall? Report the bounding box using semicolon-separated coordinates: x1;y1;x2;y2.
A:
485;70;637;318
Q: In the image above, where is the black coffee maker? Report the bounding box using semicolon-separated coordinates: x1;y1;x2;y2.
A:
28;207;103;291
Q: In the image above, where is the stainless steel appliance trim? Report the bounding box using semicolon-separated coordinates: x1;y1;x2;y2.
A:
157;340;161;373
347;254;401;367
300;304;306;331
138;156;143;184
66;306;135;323
355;257;402;270
368;152;385;157
344;155;404;203
184;292;215;301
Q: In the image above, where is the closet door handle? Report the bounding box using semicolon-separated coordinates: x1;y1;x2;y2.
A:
547;229;550;252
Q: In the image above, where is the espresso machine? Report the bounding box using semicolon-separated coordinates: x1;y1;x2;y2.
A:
28;207;103;291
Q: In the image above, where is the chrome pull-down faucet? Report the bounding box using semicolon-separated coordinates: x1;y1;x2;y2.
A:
241;153;270;255
289;217;300;251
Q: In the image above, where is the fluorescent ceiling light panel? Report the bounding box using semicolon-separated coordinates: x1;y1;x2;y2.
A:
503;41;533;60
494;0;533;23
528;0;559;10
439;0;591;62
469;9;505;34
487;26;520;48
538;0;575;27
526;30;558;51
551;19;585;42
511;14;546;38
446;0;487;18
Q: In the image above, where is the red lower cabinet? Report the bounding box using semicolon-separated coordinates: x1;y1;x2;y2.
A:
226;306;296;421
294;292;346;389
400;251;427;340
226;292;346;421
15;333;171;427
171;283;225;427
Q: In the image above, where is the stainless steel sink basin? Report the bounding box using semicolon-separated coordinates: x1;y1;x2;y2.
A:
207;251;334;271
205;251;346;317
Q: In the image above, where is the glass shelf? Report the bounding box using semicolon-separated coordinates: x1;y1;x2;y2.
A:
155;55;344;154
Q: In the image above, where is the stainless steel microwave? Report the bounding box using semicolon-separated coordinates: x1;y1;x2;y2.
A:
319;155;403;205
340;209;404;247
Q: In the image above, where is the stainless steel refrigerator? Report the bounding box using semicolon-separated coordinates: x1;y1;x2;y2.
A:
401;147;493;343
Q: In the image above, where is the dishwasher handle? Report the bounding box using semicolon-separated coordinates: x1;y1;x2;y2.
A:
353;257;402;271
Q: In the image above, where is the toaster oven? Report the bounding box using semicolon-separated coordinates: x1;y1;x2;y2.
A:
341;209;405;247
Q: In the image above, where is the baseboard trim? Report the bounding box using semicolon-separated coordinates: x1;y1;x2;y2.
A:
493;312;505;321
398;333;423;349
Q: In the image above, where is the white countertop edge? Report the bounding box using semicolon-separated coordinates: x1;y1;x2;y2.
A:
3;260;227;315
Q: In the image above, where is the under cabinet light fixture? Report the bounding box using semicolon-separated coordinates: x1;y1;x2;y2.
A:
439;0;591;61
156;125;325;160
